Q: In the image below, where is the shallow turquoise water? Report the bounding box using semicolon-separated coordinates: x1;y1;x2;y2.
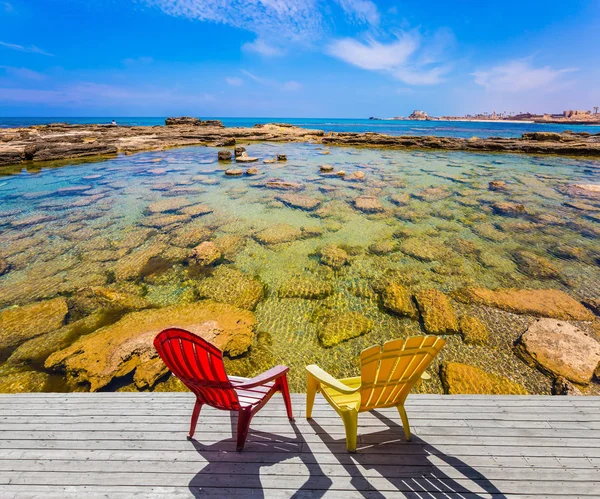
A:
1;143;599;393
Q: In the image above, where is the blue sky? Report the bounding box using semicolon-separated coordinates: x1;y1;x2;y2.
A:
0;0;599;117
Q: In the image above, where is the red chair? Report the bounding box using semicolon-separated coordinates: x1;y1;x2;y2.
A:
153;328;294;451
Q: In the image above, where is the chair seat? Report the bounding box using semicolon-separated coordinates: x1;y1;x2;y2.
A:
321;376;361;411
230;376;276;409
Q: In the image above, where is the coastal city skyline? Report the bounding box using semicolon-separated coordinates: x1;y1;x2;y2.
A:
1;0;599;117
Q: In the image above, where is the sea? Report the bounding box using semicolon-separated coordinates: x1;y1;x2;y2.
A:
1;117;598;139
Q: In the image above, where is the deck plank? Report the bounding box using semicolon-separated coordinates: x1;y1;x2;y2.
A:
0;393;599;498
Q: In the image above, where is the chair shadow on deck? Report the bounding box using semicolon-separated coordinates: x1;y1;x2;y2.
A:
188;412;332;498
309;410;507;499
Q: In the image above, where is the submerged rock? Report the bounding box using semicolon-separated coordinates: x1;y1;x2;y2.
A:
180;203;213;217
488;180;508;191
459;316;489;345
147;197;192;214
278;276;334;299
264;180;304;191
318;311;373;347
169;224;212;248
7;311;121;366
415;289;459;335
453;287;594;321
0;371;51;393
225;168;243;176
491;201;526;216
515;318;600;385
246;167;259;175
67;284;150;320
276;193;321;211
320;164;334;172
190;241;221;266
45;301;256;391
254;224;303;245
381;283;419;320
512;250;562;281
353;195;384;213
0;257;10;276
441;362;528;395
368;241;396;255
583;298;600;317
196;266;264;311
319;245;349;269
413;186;452;202
0;297;68;355
400;238;449;262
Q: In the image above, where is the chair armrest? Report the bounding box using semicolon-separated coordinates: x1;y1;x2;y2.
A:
230;365;289;389
306;364;359;394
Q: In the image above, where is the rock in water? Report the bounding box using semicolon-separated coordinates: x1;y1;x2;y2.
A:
218;150;232;161
277;154;287;161
254;224;303;245
453;288;594;321
353;195;385;213
225;169;243;176
415;289;459;334
459;316;489;345
0;371;50;393
318;312;373;347
190;241;221;266
276;193;321;211
488;180;508;191
165;117;201;126
319;245;349;269
441;362;528;395
278;277;334;299
45;301;256;391
381;283;419;320
0;298;68;355
196;266;264;310
234;146;246;157
515;318;600;385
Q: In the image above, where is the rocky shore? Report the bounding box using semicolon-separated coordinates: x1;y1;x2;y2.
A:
1;120;600;167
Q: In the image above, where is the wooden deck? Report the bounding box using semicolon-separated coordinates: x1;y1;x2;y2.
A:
1;393;599;498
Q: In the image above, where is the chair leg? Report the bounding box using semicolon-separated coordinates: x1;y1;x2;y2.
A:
236;408;253;452
188;400;203;439
278;374;294;421
306;372;319;419
397;404;411;441
340;409;359;453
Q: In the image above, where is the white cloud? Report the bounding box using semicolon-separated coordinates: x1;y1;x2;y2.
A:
472;59;577;92
326;31;451;85
282;80;302;91
0;40;54;56
2;2;14;13
142;0;321;43
225;76;243;86
242;38;284;57
0;66;46;81
334;0;379;25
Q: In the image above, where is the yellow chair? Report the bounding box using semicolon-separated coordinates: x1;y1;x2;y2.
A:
306;336;445;452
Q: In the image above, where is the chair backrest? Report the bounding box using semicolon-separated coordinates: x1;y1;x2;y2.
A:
154;328;241;411
359;335;445;411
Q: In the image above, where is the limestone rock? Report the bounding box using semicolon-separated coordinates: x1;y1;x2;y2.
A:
276;193;321;211
491;201;526;216
459;316;489;345
552;376;583;396
489;180;508;191
190;241;221;266
415;289;459;335
0;371;50;393
169;225;212;248
319;245;349;269
368;241;396;255
196;266;264;311
400;238;449;262
413;187;452;202
234;146;246;157
236;153;259;163
225;168;243;176
318;312;373;348
264;180;304;191
454;288;594;321
0;257;10;276
320;164;334;172
147;197;192;214
246;167;259;175
513;250;561;280
277;154;287;161
165;117;201;126
583;298;600;317
45;301;256;391
67;284;150;320
254;224;303;245
218;150;232;161
278;277;334;299
515;318;600;385
346;171;365;181
389;193;410;206
381;283;419;320
353;195;384;213
7;311;118;366
441;362;528;395
0;298;68;355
